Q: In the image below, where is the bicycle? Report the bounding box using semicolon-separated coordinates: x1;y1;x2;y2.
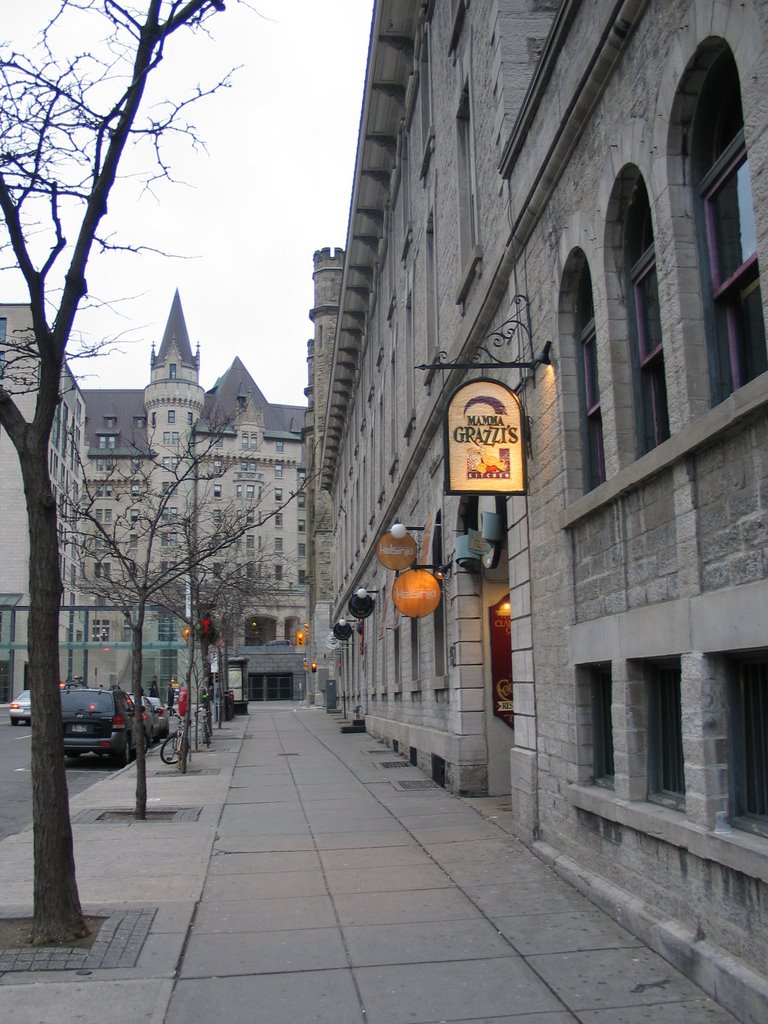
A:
160;713;190;765
200;704;212;747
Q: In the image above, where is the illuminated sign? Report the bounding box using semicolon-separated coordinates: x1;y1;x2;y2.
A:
376;530;418;570
489;594;514;728
391;569;442;618
444;378;527;495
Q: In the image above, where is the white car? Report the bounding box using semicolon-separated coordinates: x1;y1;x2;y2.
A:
9;690;31;726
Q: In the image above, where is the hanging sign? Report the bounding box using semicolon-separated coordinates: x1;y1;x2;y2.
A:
376;529;418;570
444;378;527;495
489;594;514;728
391;569;442;618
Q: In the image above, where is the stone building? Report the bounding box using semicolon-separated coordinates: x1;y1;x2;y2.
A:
0;304;87;698
0;293;308;697
308;0;768;1019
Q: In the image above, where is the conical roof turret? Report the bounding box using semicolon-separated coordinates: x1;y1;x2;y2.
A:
156;289;196;367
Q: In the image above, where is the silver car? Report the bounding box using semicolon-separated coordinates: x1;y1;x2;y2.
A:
9;690;31;726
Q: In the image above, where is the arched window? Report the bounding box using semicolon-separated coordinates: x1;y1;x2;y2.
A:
694;50;766;402
625;177;669;453
576;264;605;490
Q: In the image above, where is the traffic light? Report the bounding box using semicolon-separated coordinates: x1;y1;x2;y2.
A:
303;660;308;671
198;614;216;643
310;661;317;673
296;630;305;646
182;625;190;641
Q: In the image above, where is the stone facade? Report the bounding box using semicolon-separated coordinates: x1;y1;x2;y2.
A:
312;0;768;1019
0;304;87;698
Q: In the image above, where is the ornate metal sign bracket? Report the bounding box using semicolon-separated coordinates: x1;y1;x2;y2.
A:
415;295;551;376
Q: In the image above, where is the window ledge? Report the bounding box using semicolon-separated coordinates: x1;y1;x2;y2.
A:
561;371;768;530
567;783;768;884
455;245;483;307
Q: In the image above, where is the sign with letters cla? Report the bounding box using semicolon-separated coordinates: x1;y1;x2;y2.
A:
444;378;527;495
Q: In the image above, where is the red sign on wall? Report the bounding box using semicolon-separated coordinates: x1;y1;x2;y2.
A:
489;594;514;728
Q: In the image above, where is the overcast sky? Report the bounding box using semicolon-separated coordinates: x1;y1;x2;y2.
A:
4;1;374;408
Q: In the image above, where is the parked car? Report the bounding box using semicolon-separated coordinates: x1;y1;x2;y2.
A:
140;696;162;744
60;686;135;765
9;690;31;726
147;696;170;738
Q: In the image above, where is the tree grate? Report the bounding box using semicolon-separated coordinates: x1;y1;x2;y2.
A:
71;806;202;824
395;780;439;790
0;907;156;972
375;761;411;769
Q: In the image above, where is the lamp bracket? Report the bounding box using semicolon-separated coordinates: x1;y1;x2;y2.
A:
415;295;551;374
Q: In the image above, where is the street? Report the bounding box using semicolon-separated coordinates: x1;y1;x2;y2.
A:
0;704;122;841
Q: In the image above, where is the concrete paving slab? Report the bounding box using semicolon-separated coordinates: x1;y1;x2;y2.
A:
312;831;414;850
209;849;321;874
418;1017;575;1024
223;787;299;804
331;887;483;926
528;946;737;1013
135;929;186;974
215;809;309;836
578;1001;741;1022
192;894;338;933
180;925;348;976
407;823;510;843
441;861;555;888
342;918;518;966
318;844;433;869
212;834;316;854
309;818;400;836
0;977;173;1024
201;869;327;902
467;880;595;917
168;968;364;1023
354;957;564;1024
425;837;527;863
495;910;644;955
323;863;453;894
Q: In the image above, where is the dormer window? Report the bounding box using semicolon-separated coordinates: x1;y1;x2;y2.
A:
169;364;177;379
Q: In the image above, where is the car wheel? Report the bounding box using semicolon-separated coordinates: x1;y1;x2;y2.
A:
10;719;18;726
65;751;81;759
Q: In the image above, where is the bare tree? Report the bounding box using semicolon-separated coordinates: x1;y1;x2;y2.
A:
0;1;232;943
71;422;275;813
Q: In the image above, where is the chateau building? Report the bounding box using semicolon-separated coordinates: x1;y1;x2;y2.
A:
307;1;768;1019
0;293;308;696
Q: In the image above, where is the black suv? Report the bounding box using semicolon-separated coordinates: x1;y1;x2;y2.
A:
60;687;135;765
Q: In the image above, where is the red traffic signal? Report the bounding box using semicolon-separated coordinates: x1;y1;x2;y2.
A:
198;614;216;642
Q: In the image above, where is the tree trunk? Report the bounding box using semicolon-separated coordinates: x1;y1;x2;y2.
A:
21;445;87;945
132;610;147;820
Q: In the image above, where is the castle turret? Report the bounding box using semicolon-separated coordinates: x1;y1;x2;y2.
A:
144;290;205;438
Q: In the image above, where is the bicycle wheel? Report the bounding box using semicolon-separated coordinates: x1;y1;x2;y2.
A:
160;732;179;765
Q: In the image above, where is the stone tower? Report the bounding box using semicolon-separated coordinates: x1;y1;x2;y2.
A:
305;248;344;635
144;290;205;440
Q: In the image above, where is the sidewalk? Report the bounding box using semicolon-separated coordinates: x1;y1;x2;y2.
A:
0;705;749;1024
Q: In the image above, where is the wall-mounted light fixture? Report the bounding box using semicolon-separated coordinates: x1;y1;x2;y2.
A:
348;588;376;619
412;563;452;581
332;619;354;641
391;522;425;539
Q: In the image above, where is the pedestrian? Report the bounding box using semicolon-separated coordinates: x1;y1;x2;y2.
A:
166;684;175;710
149;678;159;699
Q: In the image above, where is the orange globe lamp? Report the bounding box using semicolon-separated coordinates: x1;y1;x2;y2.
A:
391;569;442;618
